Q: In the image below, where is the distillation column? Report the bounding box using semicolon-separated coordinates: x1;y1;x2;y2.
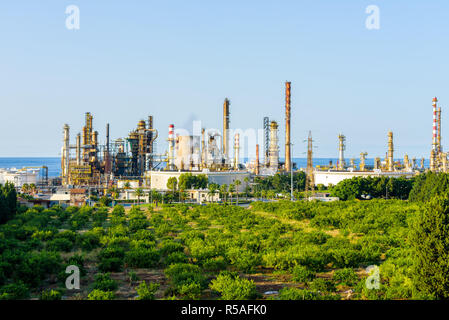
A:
360;152;367;171
234;133;240;170
168;124;175;170
388;131;394;171
269;121;279;172
62;124;70;185
285;82;292;172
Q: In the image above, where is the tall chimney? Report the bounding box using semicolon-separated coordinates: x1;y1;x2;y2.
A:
433;97;438;151
338;134;346;170
256;144;260;175
438;106;442;154
105;123;111;174
223;98;230;162
285;82;291;172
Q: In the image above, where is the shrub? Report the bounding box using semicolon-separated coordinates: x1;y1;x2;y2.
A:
333;268;359;286
98;247;125;272
209;272;258;300
47;238;73;252
124;248;160;268
40;289;62;300
93;273;118;292
164;252;188;266
291;265;315;283
277;287;320;300
76;231;100;251
0;282;29;300
135;281;159;300
112;205;125;217
226;247;260;272
164;263;206;291
159;240;184;257
308;278;337;293
178;281;202;300
88;289;115;300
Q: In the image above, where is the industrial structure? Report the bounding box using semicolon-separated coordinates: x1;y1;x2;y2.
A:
50;85;449;202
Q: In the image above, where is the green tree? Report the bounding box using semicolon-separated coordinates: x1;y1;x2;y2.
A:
234;180;242;205
410;195;449;299
167;177;178;195
135;188;144;205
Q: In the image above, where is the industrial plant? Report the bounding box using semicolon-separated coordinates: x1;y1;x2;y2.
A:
2;81;446;205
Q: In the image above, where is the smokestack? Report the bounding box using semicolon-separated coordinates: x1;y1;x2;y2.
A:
433;97;438;151
338;134;346;170
285;82;291;172
256;144;260;175
234;133;240;170
168;124;175;170
438;106;442;154
388;131;394;171
105;124;111;174
223;98;230;162
62;124;70;185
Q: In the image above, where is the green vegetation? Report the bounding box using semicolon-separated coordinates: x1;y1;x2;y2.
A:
330;176;413;200
3;172;449;300
0;182;17;224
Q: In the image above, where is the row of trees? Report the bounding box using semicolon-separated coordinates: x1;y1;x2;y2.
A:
0;183;17;224
253;172;306;194
330;176;414;201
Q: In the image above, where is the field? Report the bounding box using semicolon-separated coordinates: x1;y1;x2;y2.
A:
0;198;424;300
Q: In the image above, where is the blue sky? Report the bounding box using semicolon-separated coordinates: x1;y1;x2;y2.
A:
0;1;448;159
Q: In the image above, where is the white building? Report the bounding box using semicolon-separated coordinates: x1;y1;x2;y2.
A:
0;168;39;187
145;170;250;191
314;169;416;187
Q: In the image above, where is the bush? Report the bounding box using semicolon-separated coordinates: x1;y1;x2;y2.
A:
93;273;118;292
164;263;206;292
0;281;29;300
277;287;321;300
124;248;160;268
291;265;315;283
98;247;125;272
40;289;62;300
308;278;337;293
88;289;115;300
135;281;159;300
178;281;202;300
159;240;184;257
164;252;188;266
209;271;258;300
47;238;73;252
333;268;359;286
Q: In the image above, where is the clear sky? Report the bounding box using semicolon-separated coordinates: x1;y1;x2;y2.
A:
0;0;448;160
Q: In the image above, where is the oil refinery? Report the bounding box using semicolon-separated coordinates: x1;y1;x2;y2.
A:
3;80;445;204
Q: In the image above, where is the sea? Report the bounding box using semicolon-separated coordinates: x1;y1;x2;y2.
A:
0;157;431;179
